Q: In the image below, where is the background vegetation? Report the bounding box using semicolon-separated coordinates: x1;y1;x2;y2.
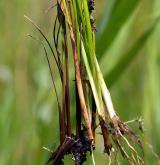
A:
0;0;160;164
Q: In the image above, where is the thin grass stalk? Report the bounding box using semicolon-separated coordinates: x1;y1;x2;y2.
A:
91;95;96;140
76;84;81;138
62;20;71;137
53;14;63;75
24;15;63;81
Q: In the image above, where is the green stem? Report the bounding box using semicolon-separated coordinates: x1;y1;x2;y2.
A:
81;41;105;119
94;57;117;119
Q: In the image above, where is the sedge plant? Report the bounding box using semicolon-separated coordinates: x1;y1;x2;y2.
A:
25;0;145;164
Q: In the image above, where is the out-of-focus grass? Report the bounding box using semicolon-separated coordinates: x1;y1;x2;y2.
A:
0;0;160;164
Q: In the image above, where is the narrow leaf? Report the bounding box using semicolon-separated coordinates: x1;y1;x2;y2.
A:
96;0;140;58
105;21;158;88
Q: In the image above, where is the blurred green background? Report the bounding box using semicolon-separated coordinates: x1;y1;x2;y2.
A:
0;0;160;164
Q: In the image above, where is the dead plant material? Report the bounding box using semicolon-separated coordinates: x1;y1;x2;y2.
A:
47;127;93;165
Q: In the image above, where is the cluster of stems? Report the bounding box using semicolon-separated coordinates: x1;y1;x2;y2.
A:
56;1;144;164
25;0;144;164
59;0;118;147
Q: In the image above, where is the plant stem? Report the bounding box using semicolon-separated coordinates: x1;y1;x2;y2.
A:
81;41;105;118
94;57;117;120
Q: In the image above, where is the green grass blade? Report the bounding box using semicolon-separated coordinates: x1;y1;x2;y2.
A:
105;21;158;88
96;0;140;58
81;41;104;117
